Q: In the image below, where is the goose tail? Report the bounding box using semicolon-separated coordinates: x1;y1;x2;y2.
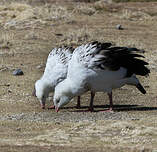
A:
136;83;146;94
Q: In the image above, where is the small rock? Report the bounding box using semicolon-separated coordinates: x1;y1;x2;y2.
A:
55;33;63;36
36;64;45;69
16;128;21;132
103;0;113;3
25;32;38;40
8;89;12;93
55;121;61;125
5;20;16;28
25;93;30;96
116;24;123;30
12;69;24;76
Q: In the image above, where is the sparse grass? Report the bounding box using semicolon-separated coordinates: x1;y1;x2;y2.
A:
60;26;94;46
0;31;14;51
146;11;157;17
0;1;157;152
93;1;122;13
117;9;152;20
113;0;157;2
0;3;35;28
35;4;74;22
114;37;146;50
0;3;74;29
72;3;96;15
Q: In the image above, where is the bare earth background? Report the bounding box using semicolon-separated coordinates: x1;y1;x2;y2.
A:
0;0;157;151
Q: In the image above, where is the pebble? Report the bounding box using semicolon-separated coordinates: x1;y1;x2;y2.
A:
116;24;124;30
5;20;16;28
8;89;12;93
24;32;38;40
12;69;24;76
36;64;45;69
16;128;22;132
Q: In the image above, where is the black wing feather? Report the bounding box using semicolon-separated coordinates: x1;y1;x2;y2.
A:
91;42;150;77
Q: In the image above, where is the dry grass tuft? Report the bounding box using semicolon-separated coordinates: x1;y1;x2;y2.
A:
72;3;96;15
57;26;106;46
0;31;15;51
117;9;153;21
58;26;114;47
0;3;35;29
4;3;32;11
0;3;33;22
35;4;73;22
93;0;121;13
1;3;75;29
59;27;92;46
0;3;31;12
114;37;146;49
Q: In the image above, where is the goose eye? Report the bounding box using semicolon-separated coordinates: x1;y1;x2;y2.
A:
56;99;59;104
55;99;60;104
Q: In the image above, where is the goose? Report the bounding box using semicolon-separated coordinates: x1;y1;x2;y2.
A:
33;47;81;109
53;41;150;112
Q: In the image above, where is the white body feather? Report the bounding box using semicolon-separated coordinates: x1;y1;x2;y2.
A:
35;47;72;107
42;48;72;89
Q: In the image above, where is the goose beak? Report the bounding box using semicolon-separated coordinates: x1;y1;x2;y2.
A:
55;106;59;112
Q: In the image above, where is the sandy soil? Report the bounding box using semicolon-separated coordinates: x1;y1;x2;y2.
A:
0;1;157;151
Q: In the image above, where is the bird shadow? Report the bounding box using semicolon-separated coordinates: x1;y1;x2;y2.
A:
63;104;157;112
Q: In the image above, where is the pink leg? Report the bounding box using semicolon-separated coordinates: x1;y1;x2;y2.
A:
76;96;81;109
74;92;95;112
56;107;59;112
48;105;55;109
88;91;95;112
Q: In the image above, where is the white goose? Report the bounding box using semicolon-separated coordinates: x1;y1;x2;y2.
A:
53;41;150;112
33;47;81;109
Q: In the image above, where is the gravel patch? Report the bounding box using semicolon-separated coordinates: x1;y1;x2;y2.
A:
0;111;139;123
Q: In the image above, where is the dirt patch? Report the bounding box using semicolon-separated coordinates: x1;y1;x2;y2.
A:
0;145;153;152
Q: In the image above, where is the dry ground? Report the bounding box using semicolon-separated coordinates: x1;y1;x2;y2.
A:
0;0;157;151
